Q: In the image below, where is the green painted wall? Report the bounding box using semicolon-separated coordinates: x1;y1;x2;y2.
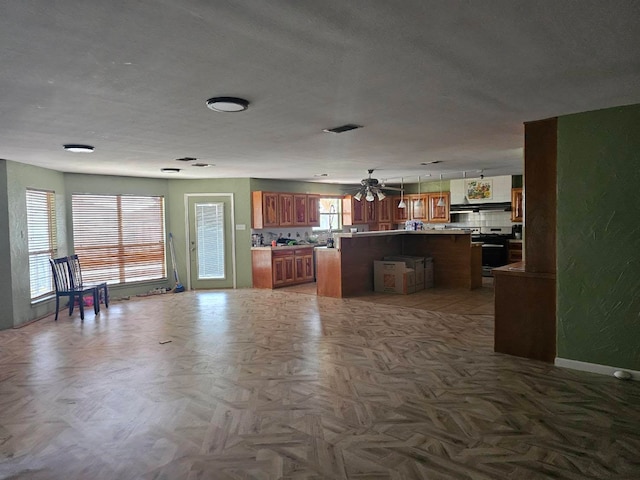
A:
250;178;353;196
0;161;14;329
5;161;67;327
557;104;640;370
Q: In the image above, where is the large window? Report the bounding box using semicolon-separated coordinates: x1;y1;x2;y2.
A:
313;197;342;231
72;194;166;284
26;189;58;300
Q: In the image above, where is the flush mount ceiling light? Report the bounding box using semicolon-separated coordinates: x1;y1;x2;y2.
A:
323;124;362;134
176;157;197;162
420;160;442;166
161;168;181;173
206;96;249;112
192;163;214;167
63;144;94;153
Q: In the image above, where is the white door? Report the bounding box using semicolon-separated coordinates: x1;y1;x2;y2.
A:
187;194;235;289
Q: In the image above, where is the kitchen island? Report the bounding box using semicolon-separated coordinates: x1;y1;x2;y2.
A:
316;230;482;298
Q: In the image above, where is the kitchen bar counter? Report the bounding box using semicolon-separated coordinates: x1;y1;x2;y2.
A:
493;262;556;362
317;230;481;298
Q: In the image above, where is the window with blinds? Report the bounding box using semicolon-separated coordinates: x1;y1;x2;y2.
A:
26;189;58;300
72;194;166;284
195;202;225;279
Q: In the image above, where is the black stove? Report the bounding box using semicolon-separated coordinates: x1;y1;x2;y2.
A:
471;227;513;276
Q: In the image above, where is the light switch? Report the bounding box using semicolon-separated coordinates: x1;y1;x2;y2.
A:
235;224;246;230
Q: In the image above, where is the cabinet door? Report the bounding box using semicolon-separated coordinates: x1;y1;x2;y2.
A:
428;193;450;223
283;256;295;283
392;195;410;223
378;197;392;223
303;254;314;280
279;194;294;226
307;195;320;226
365;200;377;223
377;222;392;231
342;195;366;225
411;194;429;220
511;188;523;222
273;257;286;286
252;191;279;228
293;194;308;225
295;256;306;281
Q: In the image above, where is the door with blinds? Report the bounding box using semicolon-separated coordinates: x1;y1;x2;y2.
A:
187;195;235;289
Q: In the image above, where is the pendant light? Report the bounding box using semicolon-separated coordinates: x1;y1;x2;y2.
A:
416;175;423;206
398;178;406;208
436;174;446;207
365;187;375;202
462;171;470;204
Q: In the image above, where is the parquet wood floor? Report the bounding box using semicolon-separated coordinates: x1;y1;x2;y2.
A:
1;289;639;479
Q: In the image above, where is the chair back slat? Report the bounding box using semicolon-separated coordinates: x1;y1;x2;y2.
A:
50;257;73;292
67;254;83;287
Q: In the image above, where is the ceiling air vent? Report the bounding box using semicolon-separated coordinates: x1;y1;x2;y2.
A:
323;124;362;134
176;157;197;162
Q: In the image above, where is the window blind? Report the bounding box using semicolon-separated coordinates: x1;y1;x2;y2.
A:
26;189;57;300
72;194;166;284
195;202;225;279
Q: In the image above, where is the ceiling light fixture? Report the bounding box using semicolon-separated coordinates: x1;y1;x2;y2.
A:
192;163;213;167
416;175;423;206
176;157;197;162
462;171;470;204
420;160;441;165
398;178;406;208
437;174;446;207
206;96;249;112
314;173;328;177
323;124;362;134
63;144;94;153
161;168;181;173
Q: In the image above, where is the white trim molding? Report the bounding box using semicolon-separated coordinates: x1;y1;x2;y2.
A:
555;357;639;381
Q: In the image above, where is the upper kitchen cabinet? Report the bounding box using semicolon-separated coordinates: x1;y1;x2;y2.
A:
511;188;523;222
279;193;294;226
252;191;279;228
427;192;450;223
392;195;410;223
378;196;393;224
342;195;366;225
293;194;308;226
410;194;429;221
253;192;322;228
307;195;320;226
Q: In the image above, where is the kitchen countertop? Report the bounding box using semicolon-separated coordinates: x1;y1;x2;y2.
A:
251;244;318;251
332;229;472;239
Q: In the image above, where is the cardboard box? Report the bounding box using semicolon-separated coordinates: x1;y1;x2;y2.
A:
374;261;416;294
384;255;430;290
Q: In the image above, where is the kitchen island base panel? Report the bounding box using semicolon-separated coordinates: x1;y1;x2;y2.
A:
493;263;556;363
316;231;481;298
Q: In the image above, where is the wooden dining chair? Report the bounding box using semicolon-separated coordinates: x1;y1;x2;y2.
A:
67;254;109;310
49;257;99;321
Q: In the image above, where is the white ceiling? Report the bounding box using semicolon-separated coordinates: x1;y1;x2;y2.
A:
2;1;639;185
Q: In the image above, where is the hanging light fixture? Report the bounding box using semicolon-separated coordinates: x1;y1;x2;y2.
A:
415;175;423;205
398;178;406;208
462;171;470;204
365;188;375;202
354;191;363;201
376;190;386;201
437;174;446;207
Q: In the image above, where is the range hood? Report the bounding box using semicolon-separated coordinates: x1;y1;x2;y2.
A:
450;202;512;213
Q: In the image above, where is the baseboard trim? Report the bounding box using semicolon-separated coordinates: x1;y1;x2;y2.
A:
555;357;639;381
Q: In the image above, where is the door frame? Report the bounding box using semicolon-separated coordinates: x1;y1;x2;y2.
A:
183;193;237;290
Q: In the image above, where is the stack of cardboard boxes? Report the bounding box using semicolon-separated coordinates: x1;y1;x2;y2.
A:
373;255;434;294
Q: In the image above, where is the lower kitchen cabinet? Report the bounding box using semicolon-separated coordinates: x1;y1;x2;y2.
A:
252;246;315;289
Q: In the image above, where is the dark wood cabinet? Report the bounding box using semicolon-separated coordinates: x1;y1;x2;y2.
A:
252;247;315;289
307;195;320;226
427;192;450;223
252;191;279;228
342;195;366;225
279;194;294;226
511;188;523;222
293;194;308;226
378;197;392;224
392;195;410;223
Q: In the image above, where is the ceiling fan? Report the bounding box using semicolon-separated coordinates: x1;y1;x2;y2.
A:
353;169;403;202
